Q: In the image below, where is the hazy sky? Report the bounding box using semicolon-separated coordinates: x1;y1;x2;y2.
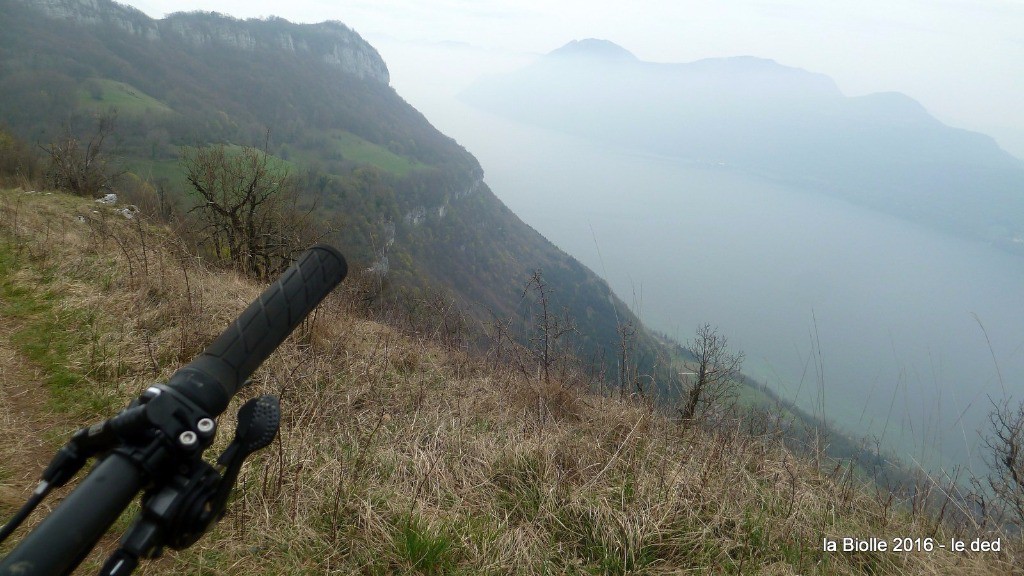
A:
120;0;1024;158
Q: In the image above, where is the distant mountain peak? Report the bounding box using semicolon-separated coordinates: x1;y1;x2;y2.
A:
548;39;637;61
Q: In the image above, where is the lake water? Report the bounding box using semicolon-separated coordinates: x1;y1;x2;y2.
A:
383;49;1024;477
425;99;1024;479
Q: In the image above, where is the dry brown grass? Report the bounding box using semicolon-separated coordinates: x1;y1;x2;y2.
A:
0;188;1021;574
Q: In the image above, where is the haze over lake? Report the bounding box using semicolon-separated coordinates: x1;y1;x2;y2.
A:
380;41;1024;475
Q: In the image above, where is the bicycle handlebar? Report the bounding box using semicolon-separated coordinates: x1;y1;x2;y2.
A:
0;455;145;575
166;244;347;416
0;244;347;576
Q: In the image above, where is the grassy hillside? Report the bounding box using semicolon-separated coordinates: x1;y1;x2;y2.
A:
0;0;672;388
0;189;1019;574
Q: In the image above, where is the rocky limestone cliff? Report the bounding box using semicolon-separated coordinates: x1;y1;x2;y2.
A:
13;0;390;83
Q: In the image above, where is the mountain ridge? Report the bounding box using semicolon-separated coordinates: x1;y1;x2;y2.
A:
461;39;1024;250
11;0;389;83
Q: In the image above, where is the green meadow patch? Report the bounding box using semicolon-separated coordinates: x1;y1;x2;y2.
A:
331;130;424;177
78;78;172;116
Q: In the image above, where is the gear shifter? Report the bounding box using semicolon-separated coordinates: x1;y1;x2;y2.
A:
98;395;282;575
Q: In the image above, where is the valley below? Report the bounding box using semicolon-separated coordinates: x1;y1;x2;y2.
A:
383;54;1024;476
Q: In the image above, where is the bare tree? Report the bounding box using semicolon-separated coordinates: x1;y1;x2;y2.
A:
678;323;743;422
617;319;640;399
44;113;121;197
523;270;576;385
182;139;318;278
982;396;1024;527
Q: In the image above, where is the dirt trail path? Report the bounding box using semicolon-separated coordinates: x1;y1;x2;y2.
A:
0;331;53;509
0;324;128;571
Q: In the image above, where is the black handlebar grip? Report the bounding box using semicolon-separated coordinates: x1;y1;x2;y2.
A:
166;244;347;416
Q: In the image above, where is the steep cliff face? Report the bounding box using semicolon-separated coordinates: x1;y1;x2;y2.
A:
159;14;389;84
23;0;153;32
13;0;389;83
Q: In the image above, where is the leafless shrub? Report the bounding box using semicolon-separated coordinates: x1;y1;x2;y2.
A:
401;288;468;351
43;113;122;198
522;270;576;387
182;138;320;279
616;319;641;399
678;323;743;424
983;396;1024;529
